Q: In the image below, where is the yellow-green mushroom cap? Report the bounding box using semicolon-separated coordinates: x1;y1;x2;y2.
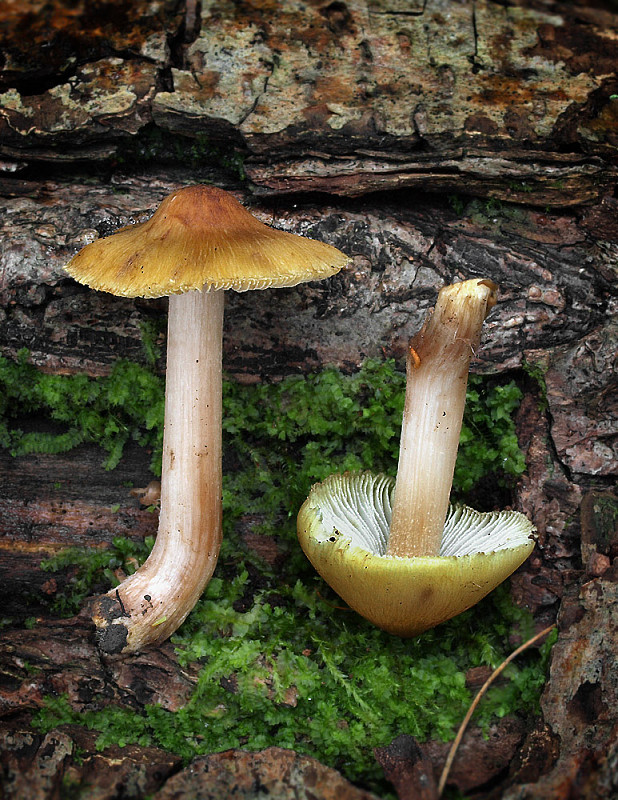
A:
65;184;349;298
297;472;536;637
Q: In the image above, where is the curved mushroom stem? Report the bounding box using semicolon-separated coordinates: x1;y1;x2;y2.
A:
388;279;497;558
91;289;224;654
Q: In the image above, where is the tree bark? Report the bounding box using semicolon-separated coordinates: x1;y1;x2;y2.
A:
0;0;617;798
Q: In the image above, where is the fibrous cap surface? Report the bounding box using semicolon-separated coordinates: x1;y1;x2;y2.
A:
65;185;348;298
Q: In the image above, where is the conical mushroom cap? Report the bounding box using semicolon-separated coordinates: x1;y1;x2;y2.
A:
65;185;348;298
297;473;536;637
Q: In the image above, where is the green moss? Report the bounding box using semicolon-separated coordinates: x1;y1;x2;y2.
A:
137;318;165;368
4;352;528;612
522;358;549;412
0;350;164;473
448;194;466;216
0;352;524;502
41;536;155;617
2;352;545;795
456;376;526;493
33;581;554;795
448;196;526;231
115;124;247;181
507;181;534;194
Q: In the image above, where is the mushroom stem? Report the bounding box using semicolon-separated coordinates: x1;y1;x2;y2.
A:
388;279;497;558
92;289;223;653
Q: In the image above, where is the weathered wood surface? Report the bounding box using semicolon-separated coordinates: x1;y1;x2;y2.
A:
500;577;618;800
1;0;616;206
0;0;617;798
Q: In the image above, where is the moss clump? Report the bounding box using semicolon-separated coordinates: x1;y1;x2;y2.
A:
41;535;155;617
114;123;247;181
456;377;525;494
0;350;164;473
2;352;545;795
0;352;525;504
522;357;549;412
33;577;555;795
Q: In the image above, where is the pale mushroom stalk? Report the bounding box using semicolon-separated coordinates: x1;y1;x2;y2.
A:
389;279;497;557
94;289;224;653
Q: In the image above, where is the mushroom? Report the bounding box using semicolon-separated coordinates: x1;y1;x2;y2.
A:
297;279;535;636
66;184;348;654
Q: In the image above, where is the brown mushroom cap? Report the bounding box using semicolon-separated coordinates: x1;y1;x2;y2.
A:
65;185;349;298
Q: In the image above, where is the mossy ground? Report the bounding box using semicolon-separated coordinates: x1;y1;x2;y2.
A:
0;352;552;797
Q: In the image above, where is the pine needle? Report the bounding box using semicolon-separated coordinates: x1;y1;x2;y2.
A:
438;623;557;797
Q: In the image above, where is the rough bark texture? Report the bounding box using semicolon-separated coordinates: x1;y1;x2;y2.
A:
1;0;617;798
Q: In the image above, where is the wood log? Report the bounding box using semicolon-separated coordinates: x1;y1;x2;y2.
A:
0;0;617;797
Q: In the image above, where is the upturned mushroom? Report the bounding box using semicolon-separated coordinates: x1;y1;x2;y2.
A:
297;279;535;636
66;184;348;654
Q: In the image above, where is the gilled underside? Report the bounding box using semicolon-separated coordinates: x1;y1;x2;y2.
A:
297;472;536;637
305;472;535;558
